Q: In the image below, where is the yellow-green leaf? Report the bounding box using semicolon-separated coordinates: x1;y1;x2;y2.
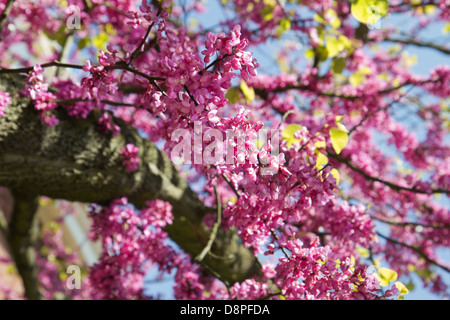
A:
329;168;340;184
305;49;315;60
331;57;346;74
282;124;303;148
105;23;117;35
325;34;351;58
240;80;255;103
356;247;370;258
395;281;409;296
277;18;291;38
315;140;326;149
315;151;329;169
351;0;389;24
349;66;371;87
78;37;90;50
443;22;450;34
330;127;348;154
325;9;341;29
378;267;398;286
225;87;241;104
262;6;274;21
92;32;109;50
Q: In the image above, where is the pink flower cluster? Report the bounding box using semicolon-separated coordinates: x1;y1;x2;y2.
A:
24;65;59;126
98;112;120;136
0;89;11;117
81;60;118;101
88;198;226;300
272;237;383;300
120;143;140;172
203;25;259;81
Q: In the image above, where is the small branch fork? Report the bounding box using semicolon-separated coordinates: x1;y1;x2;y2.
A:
194;186;232;291
195;186;223;263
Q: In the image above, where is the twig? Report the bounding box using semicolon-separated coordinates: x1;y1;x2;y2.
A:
347;88;413;136
197;260;231;294
195;186;222;263
270;230;291;260
0;0;14;41
0;61;85;75
383;36;450;56
128;7;162;65
377;232;450;274
53;98;142;109
221;173;241;198
7;193;42;300
371;215;450;230
183;84;199;106
327;151;449;195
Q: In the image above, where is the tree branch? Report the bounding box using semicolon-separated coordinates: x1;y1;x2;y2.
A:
7;192;42;300
195;186;222;263
327;151;449;195
383;36;450;56
0;0;14;41
0;73;261;285
377;232;450;274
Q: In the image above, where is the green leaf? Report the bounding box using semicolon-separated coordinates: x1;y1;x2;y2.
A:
92;32;109;50
442;22;450;34
240;80;255;103
330;127;348;154
45;25;67;46
305;49;315;60
277;18;291;38
315;140;326;149
349;66;371;87
405;280;415;292
329;168;340;184
356;247;370;258
77;37;90;50
395;281;409;296
325;36;341;58
282;124;303;148
326;9;341;29
314;9;341;29
331;57;346;74
351;0;389;24
261;6;274;21
315;150;328;169
378;267;398;286
225;87;241;104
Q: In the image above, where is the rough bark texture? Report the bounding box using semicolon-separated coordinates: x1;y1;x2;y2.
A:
0;74;260;297
7;193;41;300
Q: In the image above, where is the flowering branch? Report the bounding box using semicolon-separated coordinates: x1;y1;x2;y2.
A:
128;7;162;65
377;232;450;274
328;151;449;195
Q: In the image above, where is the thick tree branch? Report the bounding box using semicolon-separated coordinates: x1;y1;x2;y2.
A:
0;74;260;286
7;192;42;300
